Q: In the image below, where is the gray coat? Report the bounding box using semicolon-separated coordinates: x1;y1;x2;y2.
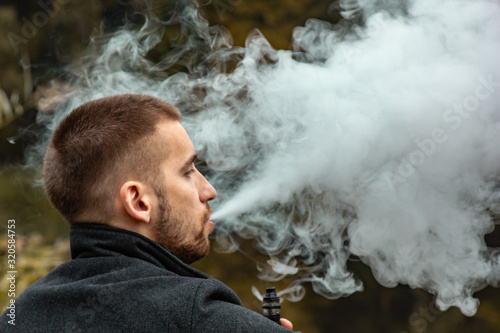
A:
0;223;297;332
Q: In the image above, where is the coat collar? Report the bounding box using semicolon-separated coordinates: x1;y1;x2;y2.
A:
70;223;209;278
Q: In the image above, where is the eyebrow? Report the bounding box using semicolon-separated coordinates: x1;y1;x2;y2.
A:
181;153;197;172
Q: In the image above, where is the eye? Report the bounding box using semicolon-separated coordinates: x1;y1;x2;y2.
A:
185;168;195;177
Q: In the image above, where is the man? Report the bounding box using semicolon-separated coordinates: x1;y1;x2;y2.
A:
1;94;295;332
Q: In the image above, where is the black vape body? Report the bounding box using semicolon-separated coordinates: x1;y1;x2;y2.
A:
262;287;281;324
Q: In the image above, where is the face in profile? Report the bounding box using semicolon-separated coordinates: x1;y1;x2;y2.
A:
150;120;217;264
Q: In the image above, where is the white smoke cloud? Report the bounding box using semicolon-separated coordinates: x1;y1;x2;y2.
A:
41;0;500;316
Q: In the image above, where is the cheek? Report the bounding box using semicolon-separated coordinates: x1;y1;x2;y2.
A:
167;181;198;208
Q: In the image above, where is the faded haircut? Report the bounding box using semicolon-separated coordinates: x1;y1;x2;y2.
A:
43;93;182;223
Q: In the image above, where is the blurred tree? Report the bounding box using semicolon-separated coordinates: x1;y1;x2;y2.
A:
1;1;500;332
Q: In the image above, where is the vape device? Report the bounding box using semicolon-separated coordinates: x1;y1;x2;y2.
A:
262;287;281;324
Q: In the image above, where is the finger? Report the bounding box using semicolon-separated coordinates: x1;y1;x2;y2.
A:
279;318;293;330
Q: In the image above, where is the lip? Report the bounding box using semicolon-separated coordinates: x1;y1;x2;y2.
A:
206;219;214;234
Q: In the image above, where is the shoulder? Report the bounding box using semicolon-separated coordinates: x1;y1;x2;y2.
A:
189;279;294;333
192;276;243;305
8;257;209;332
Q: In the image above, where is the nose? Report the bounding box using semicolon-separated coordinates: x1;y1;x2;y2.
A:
198;173;217;203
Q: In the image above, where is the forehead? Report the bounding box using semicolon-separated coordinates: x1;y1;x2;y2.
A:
155;120;194;166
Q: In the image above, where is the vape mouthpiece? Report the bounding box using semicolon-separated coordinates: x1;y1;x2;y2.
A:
262;287;281;324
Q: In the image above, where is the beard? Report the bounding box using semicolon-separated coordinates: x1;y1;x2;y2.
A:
152;186;211;264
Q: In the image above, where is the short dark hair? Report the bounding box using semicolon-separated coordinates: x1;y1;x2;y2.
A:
43;93;182;223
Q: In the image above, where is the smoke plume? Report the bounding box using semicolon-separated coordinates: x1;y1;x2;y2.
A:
38;0;500;316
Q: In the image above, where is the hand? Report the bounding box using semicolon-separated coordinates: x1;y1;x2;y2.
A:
280;318;293;330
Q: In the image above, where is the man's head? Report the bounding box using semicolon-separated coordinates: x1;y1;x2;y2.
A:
43;93;217;263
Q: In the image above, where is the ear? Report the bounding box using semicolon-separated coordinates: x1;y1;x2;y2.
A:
118;181;153;223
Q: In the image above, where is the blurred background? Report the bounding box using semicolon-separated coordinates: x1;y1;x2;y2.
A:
1;1;500;332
